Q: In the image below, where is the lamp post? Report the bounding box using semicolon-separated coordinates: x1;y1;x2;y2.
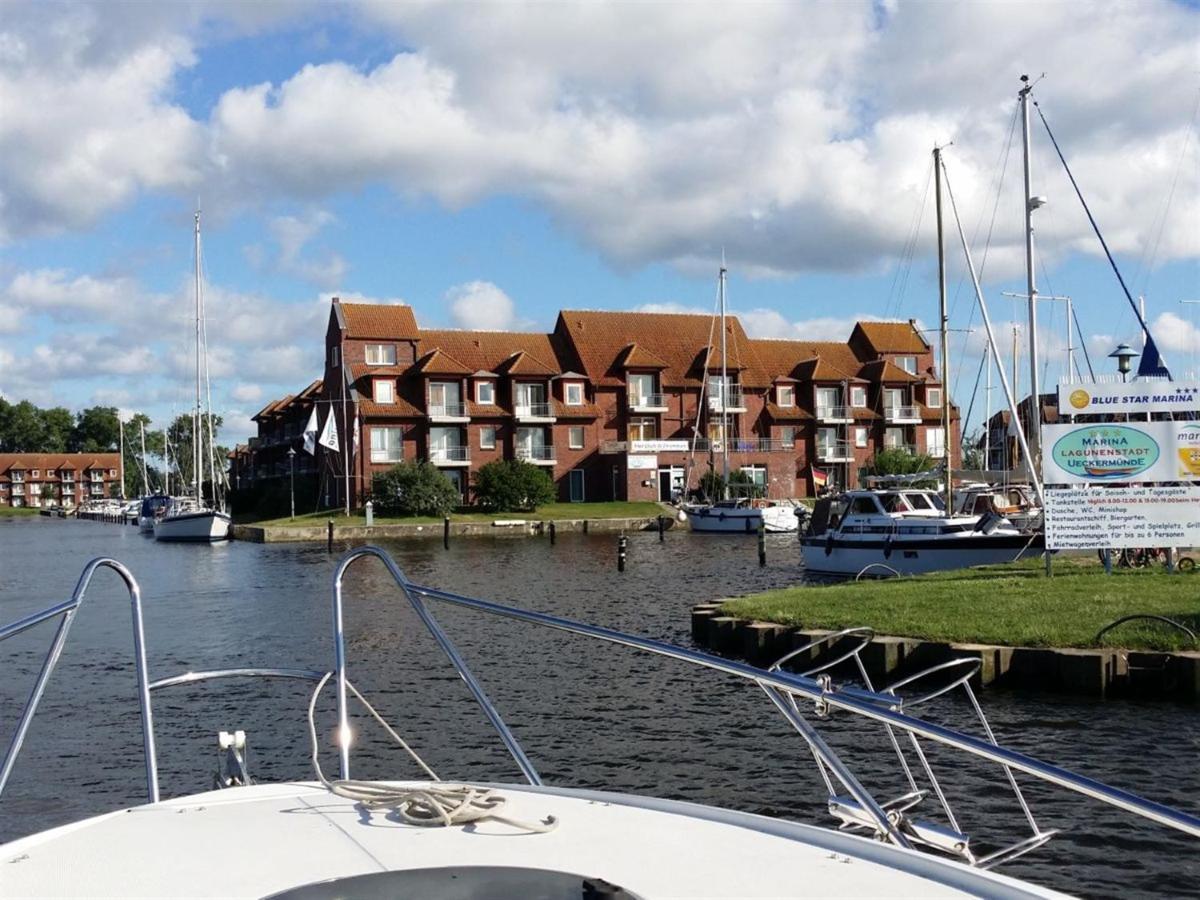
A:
287;447;296;520
1108;343;1138;383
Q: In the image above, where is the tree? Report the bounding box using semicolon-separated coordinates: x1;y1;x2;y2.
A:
2;400;46;451
69;406;120;452
698;468;762;501
961;430;985;471
372;461;461;516
41;407;75;452
473;460;556;511
40;483;57;506
166;412;224;491
862;448;937;479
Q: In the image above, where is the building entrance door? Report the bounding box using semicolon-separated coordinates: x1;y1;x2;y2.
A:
569;469;585;503
657;467;684;502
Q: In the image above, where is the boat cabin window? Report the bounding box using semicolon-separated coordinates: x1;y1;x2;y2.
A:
903;492;935;510
848;496;882;516
880;493;909;513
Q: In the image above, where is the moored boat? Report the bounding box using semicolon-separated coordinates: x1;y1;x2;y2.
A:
152;496;231;542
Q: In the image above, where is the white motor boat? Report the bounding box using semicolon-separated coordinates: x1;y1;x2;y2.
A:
954;482;1043;533
153;496;231;542
136;494;173;533
801;488;1042;577
687;498;804;533
1;549;1196;898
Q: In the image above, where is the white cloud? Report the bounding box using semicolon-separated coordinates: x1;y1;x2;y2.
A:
446;281;515;330
268;210;347;288
1150;311;1200;358
231;382;263;403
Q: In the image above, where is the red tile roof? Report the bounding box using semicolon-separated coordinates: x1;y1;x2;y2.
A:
497;349;559;377
852;321;928;354
858;359;922;383
556;310;762;388
615;343;669;370
417;330;567;375
357;396;422;418
750;339;865;382
764;403;812;421
339;302;420;339
0;453;119;480
411;349;473;376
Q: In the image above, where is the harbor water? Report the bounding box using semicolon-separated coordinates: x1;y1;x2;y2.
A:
1;517;1197;898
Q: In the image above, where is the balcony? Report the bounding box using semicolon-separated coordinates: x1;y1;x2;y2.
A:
707;389;746;413
884;443;918;456
428;402;470;423
884;405;921;424
516;446;556;465
725;438;795;453
429;445;471;466
816;440;855;462
816;405;852;423
11;485;24;496
628;392;668;412
514;402;555;423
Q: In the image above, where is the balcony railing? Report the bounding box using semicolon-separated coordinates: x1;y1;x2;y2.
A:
816;440;855;461
428;403;469;419
516;446;556;464
884;405;921;423
429;446;471;465
816;405;852;422
628;393;668;411
707;389;746;412
11;486;24;495
515;403;554;420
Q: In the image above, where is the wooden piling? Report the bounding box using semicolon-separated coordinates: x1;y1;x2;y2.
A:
443;516;450;550
549;521;556;545
657;515;665;541
757;521;766;567
617;533;627;572
326;519;333;553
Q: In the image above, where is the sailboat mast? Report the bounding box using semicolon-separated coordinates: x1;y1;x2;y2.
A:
193;210;203;502
719;263;729;496
139;420;149;495
1019;76;1042;471
118;413;126;501
933;146;952;512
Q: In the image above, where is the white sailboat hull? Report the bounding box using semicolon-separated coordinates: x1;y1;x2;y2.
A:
154;511;231;542
800;532;1042;577
686;507;762;533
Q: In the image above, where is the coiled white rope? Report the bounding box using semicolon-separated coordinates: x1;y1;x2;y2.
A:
306;672;556;833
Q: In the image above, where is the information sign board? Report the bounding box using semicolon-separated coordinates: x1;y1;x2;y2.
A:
1044;485;1200;550
1042;421;1200;484
630;440;690;453
628;455;658;470
1057;381;1200;416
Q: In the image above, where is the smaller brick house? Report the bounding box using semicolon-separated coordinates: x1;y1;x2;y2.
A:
0;453;121;508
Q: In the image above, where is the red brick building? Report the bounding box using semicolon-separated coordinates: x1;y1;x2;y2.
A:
301;299;958;508
0;453;121;509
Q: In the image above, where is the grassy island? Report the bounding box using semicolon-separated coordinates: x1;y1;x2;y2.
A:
0;506;40;518
721;557;1200;652
242;501;667;528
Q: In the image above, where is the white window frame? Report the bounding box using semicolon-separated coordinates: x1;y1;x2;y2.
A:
855;427;869;448
373;378;394;404
480;426;496;450
850;386;867;408
896;356;918;375
565;382;584;406
927;387;942;408
31;470;39;478
780;426;796;447
568;426;585;449
476;381;495;405
365;344;396;366
776;385;794;407
926;426;946;457
370;426;403;463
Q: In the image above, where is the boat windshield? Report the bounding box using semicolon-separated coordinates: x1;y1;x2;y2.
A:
139;496;171;516
903;492;936;511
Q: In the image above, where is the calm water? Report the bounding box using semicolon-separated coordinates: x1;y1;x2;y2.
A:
1;517;1197;898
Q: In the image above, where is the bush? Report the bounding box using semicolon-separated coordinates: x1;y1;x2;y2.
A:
698;467;762;501
473;460;556;511
862;448;937;482
371;461;460;516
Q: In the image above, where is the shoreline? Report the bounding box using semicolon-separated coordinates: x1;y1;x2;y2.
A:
233;514;674;543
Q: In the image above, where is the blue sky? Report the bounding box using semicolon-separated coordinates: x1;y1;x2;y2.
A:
0;1;1196;445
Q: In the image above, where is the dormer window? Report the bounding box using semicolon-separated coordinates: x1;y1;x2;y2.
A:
851;386;867;408
927;387;942;408
896;356;917;375
366;344;396;366
476;381;495;405
776;385;794;407
31;470;39;478
565;382;584;405
374;378;394;404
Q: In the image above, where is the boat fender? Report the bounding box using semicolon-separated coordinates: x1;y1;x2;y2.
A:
883;537;893;560
824;533;834;556
718;512;726;521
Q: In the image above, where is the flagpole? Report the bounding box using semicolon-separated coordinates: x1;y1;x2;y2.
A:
343;365;350;517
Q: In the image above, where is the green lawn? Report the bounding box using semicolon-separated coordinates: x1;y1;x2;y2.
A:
0;506;40;517
720;557;1200;652
247;501;667;528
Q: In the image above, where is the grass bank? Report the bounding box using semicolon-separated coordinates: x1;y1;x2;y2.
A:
720;557;1200;652
0;506;40;517
245;501;667;528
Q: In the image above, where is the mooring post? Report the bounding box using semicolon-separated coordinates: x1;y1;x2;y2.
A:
657;515;665;541
549;521;556;545
583;519;589;534
443;516;450;550
326;518;333;554
757;520;766;567
1167;547;1176;574
1044;549;1052;578
618;533;627;572
1103;548;1112;575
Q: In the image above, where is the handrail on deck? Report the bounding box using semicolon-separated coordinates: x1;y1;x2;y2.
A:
0;558;159;804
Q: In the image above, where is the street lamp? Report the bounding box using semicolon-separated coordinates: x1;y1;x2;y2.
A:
1108;343;1139;382
287;447;296;520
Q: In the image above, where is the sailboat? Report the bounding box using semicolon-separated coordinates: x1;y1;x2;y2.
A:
686;265;800;534
154;211;231;543
801;147;1040;576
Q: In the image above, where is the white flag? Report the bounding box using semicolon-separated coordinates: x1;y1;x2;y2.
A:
352;414;360;458
302;407;319;455
318;410;340;452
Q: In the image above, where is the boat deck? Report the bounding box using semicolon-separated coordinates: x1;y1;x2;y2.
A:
2;781;1062;899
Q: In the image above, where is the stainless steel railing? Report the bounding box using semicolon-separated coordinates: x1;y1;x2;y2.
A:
3;549;1199;858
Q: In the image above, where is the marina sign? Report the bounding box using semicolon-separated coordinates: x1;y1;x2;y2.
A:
630;439;690;453
1042;421;1200;484
1057;381;1200;416
628;455;658;470
1044;484;1200;550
